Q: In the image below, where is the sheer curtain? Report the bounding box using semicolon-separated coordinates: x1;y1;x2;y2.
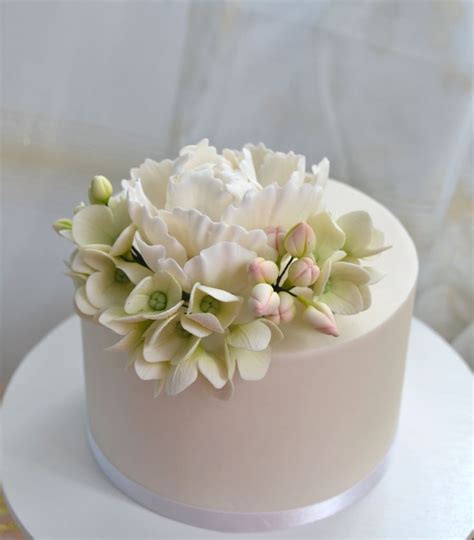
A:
1;0;473;385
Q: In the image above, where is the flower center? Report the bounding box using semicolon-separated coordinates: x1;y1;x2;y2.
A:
176;322;191;338
199;295;219;315
114;269;129;283
148;291;167;311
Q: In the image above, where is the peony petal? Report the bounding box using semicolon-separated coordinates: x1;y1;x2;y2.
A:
244;143;305;187
129;200;187;265
311;158;330;189
166;168;233;221
227;320;272;351
222;181;323;231
184;242;256;294
129;158;173;210
235;347;271;381
74;285;98;316
196;348;227;389
159;207;275;259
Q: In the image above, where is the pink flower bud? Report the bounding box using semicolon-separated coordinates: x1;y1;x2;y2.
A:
249;283;280;317
303;302;339;337
268;292;296;324
265;226;286;256
287;257;320;287
248;257;279;284
284;222;316;258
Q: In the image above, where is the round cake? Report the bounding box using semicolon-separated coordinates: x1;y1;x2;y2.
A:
55;141;418;532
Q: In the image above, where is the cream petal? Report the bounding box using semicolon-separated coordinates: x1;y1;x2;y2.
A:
110;224;136;256
166;168;233;221
244;143;305;187
135;355;170;381
74;285;98;316
330;262;370;285
86;272;132;309
180;314;216;337
261;319;284;342
311;158;330;189
227;321;272;351
196;348;227;389
313;259;332;296
99;307;145;334
175;139;218;172
129;158;173;210
192;284;241;304
108;192;132;231
72;205;119;246
307;212;345;263
165;354;199;395
236;347;271;381
135;233;166;273
337;211;373;256
360;285;372;310
184;242;256;294
80;248;115;272
70;250;94;275
124;276;155;313
159;207;275;259
108;327;145;352
222;181;323;231
364;266;385;285
224;342;236;381
321;281;364;315
115;259;152;284
59;229;74;242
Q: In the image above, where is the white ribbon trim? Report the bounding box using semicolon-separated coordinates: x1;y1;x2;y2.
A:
87;425;393;533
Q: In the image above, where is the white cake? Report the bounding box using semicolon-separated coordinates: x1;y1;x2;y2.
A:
80;181;417;531
55;141;418;532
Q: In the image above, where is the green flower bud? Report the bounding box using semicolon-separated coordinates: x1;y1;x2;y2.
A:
149;291;168;311
199;295;220;315
74;201;86;214
53;218;73;233
88;175;113;205
114;268;130;283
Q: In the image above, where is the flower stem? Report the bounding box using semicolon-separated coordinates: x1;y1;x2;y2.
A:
276;257;294;288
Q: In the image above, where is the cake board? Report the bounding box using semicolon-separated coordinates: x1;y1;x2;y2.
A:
2;316;472;539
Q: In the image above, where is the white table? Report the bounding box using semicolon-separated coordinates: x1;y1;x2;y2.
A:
2;317;472;539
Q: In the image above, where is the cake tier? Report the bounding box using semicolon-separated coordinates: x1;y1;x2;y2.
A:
81;180;418;528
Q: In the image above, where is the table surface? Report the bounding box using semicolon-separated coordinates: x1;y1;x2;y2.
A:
2;316;472;539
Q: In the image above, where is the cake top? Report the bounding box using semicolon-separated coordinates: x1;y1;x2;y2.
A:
54;139;394;397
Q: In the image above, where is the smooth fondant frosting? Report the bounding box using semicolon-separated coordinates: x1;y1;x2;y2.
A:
81;179;417;523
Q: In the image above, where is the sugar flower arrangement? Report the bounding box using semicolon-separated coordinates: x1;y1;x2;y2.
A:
54;140;389;397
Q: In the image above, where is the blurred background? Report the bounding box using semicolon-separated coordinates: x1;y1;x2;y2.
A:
1;0;473;390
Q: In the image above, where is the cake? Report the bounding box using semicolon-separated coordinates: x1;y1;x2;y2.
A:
54;140;418;532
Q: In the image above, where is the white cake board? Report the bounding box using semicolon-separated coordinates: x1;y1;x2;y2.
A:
2;317;472;539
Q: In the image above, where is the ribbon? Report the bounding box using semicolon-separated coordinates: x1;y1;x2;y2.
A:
87;425;393;533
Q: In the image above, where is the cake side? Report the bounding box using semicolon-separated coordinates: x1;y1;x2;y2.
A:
82;178;417;512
